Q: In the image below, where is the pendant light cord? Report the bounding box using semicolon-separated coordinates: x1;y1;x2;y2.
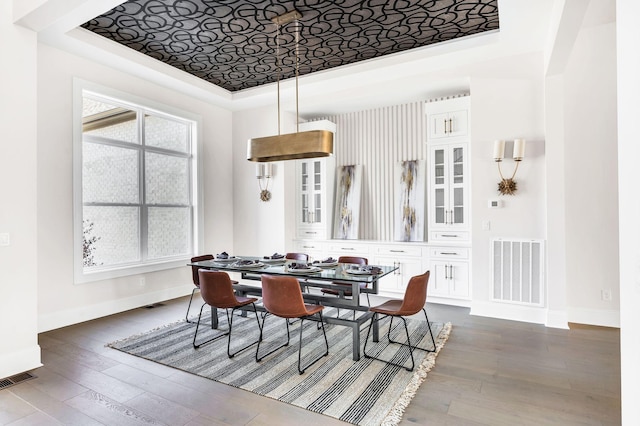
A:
295;19;300;133
276;23;281;135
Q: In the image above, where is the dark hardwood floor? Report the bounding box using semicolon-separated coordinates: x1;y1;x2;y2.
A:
0;295;620;425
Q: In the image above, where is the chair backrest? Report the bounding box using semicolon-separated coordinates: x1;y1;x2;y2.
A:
398;271;431;315
261;275;309;318
286;252;309;261
191;254;214;286
198;270;239;309
338;256;368;265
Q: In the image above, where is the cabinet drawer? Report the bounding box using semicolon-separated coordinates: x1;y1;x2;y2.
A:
374;246;424;257
429;247;469;259
296;241;325;252
430;231;469;242
328;243;370;256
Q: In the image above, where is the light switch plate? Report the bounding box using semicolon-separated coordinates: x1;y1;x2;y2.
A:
0;233;10;246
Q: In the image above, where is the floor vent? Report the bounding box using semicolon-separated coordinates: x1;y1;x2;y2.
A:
492;238;545;306
0;372;37;391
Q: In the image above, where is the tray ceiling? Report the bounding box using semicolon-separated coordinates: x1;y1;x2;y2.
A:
82;0;499;93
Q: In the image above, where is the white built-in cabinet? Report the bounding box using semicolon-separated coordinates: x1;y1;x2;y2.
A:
428;143;469;241
427;108;469;140
295;156;335;240
293;239;429;297
288;96;473;306
425;96;471;303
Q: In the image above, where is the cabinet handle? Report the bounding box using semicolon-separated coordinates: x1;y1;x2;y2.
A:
341;247;355;250
394;261;401;275
305;231;318;235
448;118;453;133
439;252;458;256
303;245;315;249
444;264;449;279
390;250;405;253
441;234;459;238
443;118;448;134
449;265;454;280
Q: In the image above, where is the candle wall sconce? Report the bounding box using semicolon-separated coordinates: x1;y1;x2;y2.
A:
256;163;273;201
493;139;525;195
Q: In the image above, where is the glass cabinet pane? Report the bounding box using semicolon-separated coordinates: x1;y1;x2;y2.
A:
314;161;321;191
453;188;464;223
314;193;322;223
453;147;464;184
301;162;308;191
302;194;309;223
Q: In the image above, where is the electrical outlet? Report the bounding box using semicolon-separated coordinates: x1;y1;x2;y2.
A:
482;220;491;231
139;277;146;287
601;289;612;301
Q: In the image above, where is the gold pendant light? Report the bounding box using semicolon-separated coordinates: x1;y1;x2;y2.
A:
247;9;334;162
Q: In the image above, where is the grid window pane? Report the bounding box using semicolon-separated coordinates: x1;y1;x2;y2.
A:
146;153;189;205
83;206;140;267
148;207;191;259
145;115;189;152
83;143;139;203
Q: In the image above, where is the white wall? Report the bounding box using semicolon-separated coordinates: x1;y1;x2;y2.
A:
617;0;640;422
36;43;234;332
468;58;548;322
0;1;42;378
563;21;620;327
231;105;297;257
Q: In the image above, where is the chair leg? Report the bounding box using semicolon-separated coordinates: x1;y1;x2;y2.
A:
298;311;329;374
256;313;291;362
227;303;263;358
363;312;433;372
193;303;229;348
185;287;198;323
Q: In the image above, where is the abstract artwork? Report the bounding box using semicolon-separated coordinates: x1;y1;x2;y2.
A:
334;165;363;239
395;160;426;241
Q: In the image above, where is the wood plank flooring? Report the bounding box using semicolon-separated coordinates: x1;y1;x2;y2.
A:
1;295;621;425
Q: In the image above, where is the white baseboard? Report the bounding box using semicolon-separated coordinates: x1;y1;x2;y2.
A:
427;296;471;308
568;307;620;328
38;284;193;333
0;345;42;378
545;309;570;329
470;300;550;325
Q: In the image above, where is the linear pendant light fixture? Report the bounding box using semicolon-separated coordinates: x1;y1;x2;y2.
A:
247;9;334;162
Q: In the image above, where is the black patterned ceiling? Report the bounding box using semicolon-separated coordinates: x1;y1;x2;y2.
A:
82;0;499;92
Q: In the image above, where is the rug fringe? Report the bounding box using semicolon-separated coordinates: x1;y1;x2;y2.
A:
379;321;453;426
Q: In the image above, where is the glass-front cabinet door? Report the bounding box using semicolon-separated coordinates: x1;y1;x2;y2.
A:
296;157;335;240
428;143;468;240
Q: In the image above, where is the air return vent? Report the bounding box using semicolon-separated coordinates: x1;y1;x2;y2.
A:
492;238;544;306
0;372;36;390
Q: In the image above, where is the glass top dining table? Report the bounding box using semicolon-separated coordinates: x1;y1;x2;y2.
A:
188;256;398;361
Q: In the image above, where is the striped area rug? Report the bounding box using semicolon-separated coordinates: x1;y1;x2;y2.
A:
109;309;451;426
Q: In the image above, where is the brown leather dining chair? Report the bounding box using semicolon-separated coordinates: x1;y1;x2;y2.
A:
187;254;238;323
192;270;262;358
363;271;436;371
285;252;309;262
256;275;329;374
186;254;214;323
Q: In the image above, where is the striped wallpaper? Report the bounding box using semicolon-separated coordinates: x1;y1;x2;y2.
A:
323;101;428;241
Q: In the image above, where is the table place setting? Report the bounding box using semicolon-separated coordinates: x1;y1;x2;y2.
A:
343;265;383;275
213;251;238;263
231;258;265;268
285;262;322;274
311;256;339;268
261;252;286;264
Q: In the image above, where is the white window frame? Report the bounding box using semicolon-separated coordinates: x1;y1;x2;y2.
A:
72;79;203;284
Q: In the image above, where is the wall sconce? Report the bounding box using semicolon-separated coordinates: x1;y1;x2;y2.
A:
256;163;273;201
494;139;525;195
